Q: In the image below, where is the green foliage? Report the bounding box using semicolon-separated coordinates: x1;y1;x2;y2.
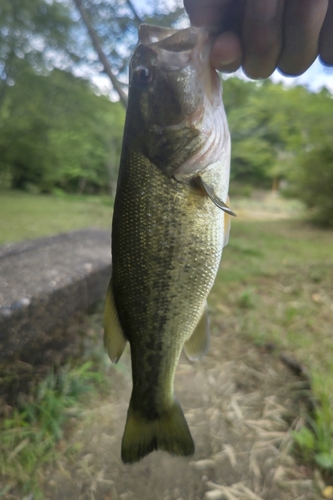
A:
0;0;332;216
21;362;103;438
77;0;185;80
223;78;288;186
223;78;333;226
0;361;105;497
0;0;130;195
292;427;315;461
0;69;125;193
223;78;307;186
293;392;333;470
0;0;75;100
237;287;256;309
291;144;333;227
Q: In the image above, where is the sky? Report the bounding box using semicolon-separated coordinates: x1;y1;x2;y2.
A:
270;59;333;93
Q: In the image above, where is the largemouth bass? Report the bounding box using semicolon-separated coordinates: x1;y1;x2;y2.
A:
104;24;234;464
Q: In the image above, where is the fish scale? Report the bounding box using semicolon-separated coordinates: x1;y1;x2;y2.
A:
104;24;233;464
112;149;224;411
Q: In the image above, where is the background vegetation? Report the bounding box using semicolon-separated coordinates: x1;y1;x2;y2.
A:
223;78;333;227
0;0;333;224
0;0;333;495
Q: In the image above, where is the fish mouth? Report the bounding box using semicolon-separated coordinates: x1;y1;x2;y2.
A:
138;24;201;53
138;25;180;45
132;26;204;78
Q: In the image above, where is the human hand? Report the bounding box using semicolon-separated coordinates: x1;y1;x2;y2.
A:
184;0;333;78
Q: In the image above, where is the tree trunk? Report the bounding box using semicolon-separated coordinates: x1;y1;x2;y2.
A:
73;0;128;108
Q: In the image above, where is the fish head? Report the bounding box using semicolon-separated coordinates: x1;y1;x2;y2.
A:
127;25;229;178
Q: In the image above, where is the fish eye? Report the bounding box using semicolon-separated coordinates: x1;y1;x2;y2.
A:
133;66;154;86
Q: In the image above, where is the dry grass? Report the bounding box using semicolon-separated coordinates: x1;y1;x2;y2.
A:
34;329;318;500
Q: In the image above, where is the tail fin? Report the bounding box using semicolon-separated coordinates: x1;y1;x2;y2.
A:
121;399;194;464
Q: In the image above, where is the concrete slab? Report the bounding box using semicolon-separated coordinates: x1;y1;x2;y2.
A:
0;229;111;360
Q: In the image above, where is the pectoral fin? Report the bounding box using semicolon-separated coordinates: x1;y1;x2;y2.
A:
198;177;237;217
184;303;210;361
223;196;231;247
104;281;127;363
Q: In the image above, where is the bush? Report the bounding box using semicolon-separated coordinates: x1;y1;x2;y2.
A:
293;144;333;227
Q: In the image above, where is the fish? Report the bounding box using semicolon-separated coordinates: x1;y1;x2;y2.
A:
104;24;235;464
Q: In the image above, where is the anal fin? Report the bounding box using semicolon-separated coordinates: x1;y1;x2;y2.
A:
104;281;127;363
184;303;210;361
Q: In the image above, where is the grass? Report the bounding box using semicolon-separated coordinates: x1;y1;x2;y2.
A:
1;191;333;488
0;190;113;245
0;363;100;498
211;215;333;471
0;306;114;499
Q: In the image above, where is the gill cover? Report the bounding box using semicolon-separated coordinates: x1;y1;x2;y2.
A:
127;25;230;182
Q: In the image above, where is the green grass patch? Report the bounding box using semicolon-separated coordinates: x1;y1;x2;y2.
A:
1;362;101;498
211;217;333;472
0;306;114;499
0;190;113;244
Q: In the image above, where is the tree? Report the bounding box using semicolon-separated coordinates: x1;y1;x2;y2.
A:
222;78;333;192
72;0;185;105
223;78;284;187
0;68;125;192
0;0;186;193
0;0;76;109
293;144;333;227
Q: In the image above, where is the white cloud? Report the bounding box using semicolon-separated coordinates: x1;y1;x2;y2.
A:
271;58;333;92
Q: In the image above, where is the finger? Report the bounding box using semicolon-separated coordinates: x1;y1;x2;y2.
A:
278;0;329;76
183;0;231;26
210;31;242;72
319;0;333;65
242;0;286;79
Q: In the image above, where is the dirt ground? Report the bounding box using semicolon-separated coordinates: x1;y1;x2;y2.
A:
42;322;318;500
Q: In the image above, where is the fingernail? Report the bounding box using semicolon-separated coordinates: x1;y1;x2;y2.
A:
219;55;238;66
253;0;278;22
